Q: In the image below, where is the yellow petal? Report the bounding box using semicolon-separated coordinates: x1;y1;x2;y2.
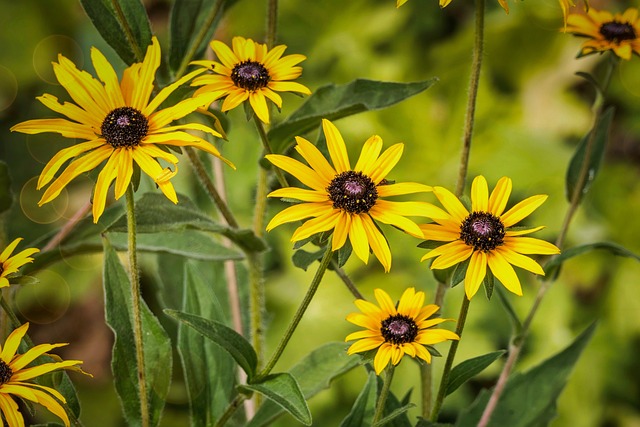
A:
11;118;98;140
376;182;433;197
36;94;100;128
471;175;489;212
266;202;331;231
0;238;22;261
294;136;336;182
131;37;161;111
322;119;351;173
373;344;392;374
144;68;205;116
131;147;178;204
249;90;270;124
148;91;221;130
268;81;311;94
368;143;403;184
354;135;383;175
488;177;512;216
362;215;392;272
348;214;370;265
268;187;327;202
504;236;560;255
211;40;240;69
419;223;460;242
374;288;397;315
332;211;351;251
290;210;340;242
433;186;469;223
347;337;384;354
487;252;522;296
0;393;25;427
265;155;327;191
90;46;125;108
369;204;422;237
426;241;473;269
495;247;545;275
500;194;547;227
1;323;29;362
92;151;120;223
464;250;487;299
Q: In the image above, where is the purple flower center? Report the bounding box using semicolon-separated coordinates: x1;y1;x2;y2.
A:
327;171;378;214
231;60;270;91
460;211;505;252
600;21;636;42
0;359;12;385
381;314;418;345
101;106;149;148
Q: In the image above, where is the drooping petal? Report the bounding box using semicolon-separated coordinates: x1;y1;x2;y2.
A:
249;90;270;124
332;211;351;251
373;344;393;374
487;252;522;296
362;215;392;272
464;250;487;299
426;241;473;269
0;393;25;427
91;151;120;222
495;246;545;275
290;210;340;242
369;204;422;237
349;214;370;265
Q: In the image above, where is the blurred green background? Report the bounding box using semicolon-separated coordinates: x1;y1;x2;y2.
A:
1;0;640;425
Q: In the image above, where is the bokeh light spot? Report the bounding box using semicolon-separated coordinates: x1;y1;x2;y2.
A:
0;66;18;112
20;176;68;224
15;269;71;324
33;35;83;85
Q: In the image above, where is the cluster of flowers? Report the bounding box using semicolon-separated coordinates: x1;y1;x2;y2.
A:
2;2;639;423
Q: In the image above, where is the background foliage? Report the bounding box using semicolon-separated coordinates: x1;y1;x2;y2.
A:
1;0;640;425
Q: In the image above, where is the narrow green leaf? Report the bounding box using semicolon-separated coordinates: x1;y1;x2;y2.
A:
165;309;257;381
0;161;12;214
373;403;415;427
268;79;438;153
544;241;640;280
102;238;172;427
247;342;360;427
177;262;236;425
241;373;311;426
79;0;153;65
415;420;454;427
456;323;597;427
566;106;614;203
339;371;377;427
445;351;506;396
483;269;495;300
495;286;522;333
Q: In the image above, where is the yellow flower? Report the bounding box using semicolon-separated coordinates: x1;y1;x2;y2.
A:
11;37;233;223
191;36;311;124
265;119;440;272
0;323;86;427
566;7;640;60
397;0;508;13
345;287;459;375
558;0;589;30
0;238;39;289
420;176;560;299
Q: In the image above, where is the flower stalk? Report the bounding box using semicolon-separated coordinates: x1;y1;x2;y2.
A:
373;365;395;425
476;54;618;427
125;186;150;427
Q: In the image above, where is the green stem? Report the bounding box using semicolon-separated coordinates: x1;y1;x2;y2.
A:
330;260;364;300
265;0;278;48
109;0;144;62
254;119;288;187
257;245;333;379
425;0;485;416
174;0;227;79
214;394;247;427
185;146;239;228
420;362;433;419
476;55;618;427
455;0;485;196
125;186;149;427
430;295;471;421
373;364;395;425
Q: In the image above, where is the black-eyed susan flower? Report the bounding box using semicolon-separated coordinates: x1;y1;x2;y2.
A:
420;176;560;299
0;238;38;289
345;287;459;375
397;0;509;13
266;119;441;272
191;36;311;124
0;323;87;426
11;37;233;223
566;7;640;60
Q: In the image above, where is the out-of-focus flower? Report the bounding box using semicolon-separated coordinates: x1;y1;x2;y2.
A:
345;287;458;375
191;36;311;124
566;7;640;60
0;238;38;289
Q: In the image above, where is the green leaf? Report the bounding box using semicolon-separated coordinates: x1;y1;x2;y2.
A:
169;0;224;73
177;262;237;425
451;257;470;288
292;248;324;271
165;309;257;381
445;351;506;396
339;371;377;427
566;106;614;203
241;373;311;426
483;269;495;300
102;238;172;427
0;161;12;214
79;0;153;65
544;241;640;280
108;193;266;253
373;403;415;427
268;78;438;153
456;323;597;427
495;286;522;333
248;342;360;427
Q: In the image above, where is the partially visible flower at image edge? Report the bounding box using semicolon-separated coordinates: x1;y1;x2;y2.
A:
397;0;509;14
191;36;311;124
0;323;88;427
11;36;234;223
420;175;560;300
0;238;39;289
345;287;459;375
566;6;640;60
558;0;589;30
265;119;441;272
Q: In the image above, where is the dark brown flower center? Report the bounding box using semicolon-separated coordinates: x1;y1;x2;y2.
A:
0;359;12;385
460;211;505;252
231;61;270;91
600;21;636;42
101;107;149;148
327;171;378;214
381;314;418;345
